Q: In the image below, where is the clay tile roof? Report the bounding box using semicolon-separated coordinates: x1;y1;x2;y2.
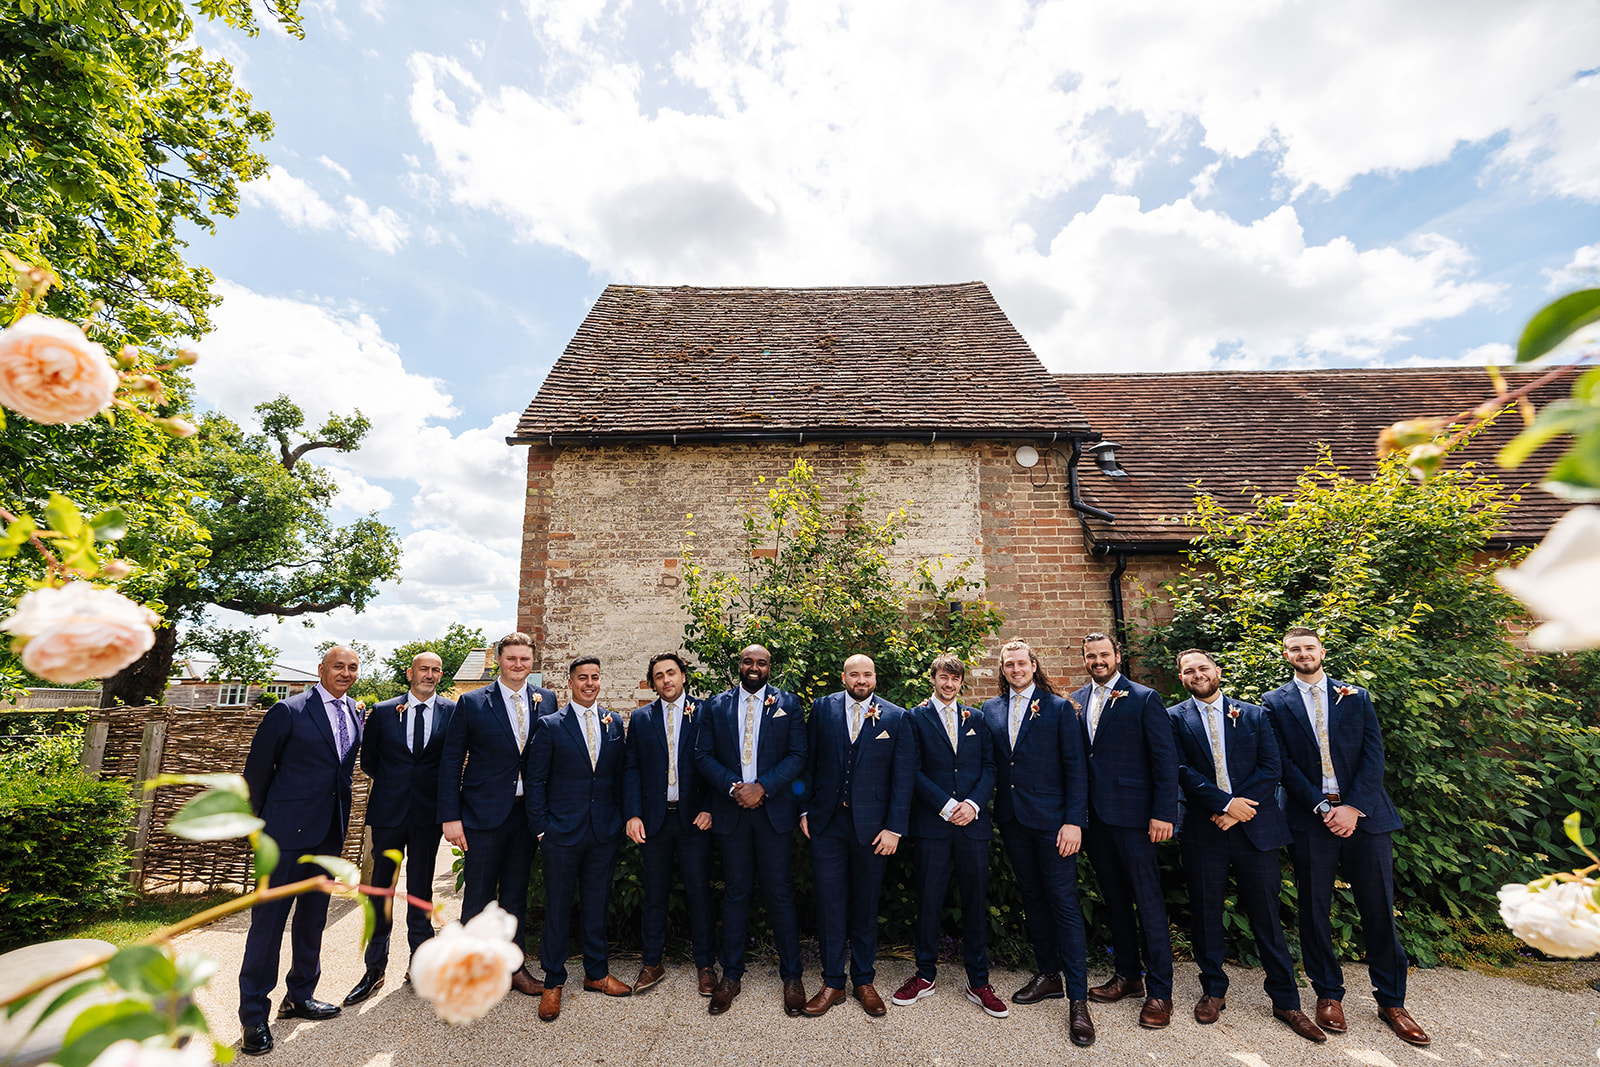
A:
511;282;1090;441
1059;367;1578;548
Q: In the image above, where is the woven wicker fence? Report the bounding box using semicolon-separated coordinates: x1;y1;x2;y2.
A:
85;705;370;893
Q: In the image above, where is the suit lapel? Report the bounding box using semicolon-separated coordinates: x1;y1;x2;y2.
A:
486;685;520;751
1284;682;1320;750
1012;690;1039;752
305;689;337;757
1221;697;1241;770
561;705;590;768
1180;700;1214;769
1323;679;1344;740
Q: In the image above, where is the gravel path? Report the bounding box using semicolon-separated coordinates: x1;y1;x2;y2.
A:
179;846;1600;1066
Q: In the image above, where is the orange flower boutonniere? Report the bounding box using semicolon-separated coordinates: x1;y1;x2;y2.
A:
864;703;881;723
602;713;614;729
764;694;776;707
531;691;543;706
1335;685;1357;704
684;700;696;720
1110;689;1129;701
1227;705;1241;728
960;708;971;723
1029;700;1041;720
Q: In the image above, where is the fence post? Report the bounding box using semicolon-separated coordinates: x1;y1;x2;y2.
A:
126;720;168;890
79;719;110;776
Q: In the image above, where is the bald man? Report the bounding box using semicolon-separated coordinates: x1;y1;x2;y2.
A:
344;652;457;1007
798;655;916;1017
239;646;365;1056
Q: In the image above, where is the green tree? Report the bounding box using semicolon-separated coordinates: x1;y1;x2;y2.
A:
101;397;402;706
382;624;485;688
1131;451;1600;964
680;457;1004;709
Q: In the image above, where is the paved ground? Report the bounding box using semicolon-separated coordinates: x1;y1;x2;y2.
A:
179;844;1600;1066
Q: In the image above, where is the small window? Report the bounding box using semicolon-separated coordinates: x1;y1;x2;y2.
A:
218;684;249;706
264;684;290;701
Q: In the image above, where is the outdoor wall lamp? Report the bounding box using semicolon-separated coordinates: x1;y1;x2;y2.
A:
1087;440;1128;479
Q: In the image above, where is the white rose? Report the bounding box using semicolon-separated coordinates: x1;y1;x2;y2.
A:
0;314;119;424
88;1038;213;1067
1498;879;1600;958
1496;506;1600;650
1;582;159;684
408;901;524;1024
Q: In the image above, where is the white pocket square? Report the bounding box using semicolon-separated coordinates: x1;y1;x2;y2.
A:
773;709;787;717
876;729;890;740
965;728;977;735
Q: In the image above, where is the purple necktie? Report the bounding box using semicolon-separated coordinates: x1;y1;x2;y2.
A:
335;698;350;758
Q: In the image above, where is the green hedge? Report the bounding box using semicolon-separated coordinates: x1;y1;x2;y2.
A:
0;769;132;945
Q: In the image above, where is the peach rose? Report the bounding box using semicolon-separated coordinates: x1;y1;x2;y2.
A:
408;901;524;1024
88;1038;213;1067
0;314;119;424
1498;878;1600;958
2;582;159;684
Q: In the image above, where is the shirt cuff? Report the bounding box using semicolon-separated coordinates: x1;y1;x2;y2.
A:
939;798;959;821
961;799;980;820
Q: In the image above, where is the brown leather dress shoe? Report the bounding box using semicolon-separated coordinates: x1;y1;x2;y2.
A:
803;986;846;1017
1088;973;1145;1003
583;974;632;997
852;984;887;1017
511;968;544;997
1273;1008;1328;1043
698;967;718;997
1315;998;1346;1033
1138;997;1172;1028
1378;1006;1431;1047
1012;972;1065;1004
538;986;562;1022
1068;1000;1096;1047
1194;995;1225;1024
633;965;665;994
708;977;740;1015
782;978;807;1017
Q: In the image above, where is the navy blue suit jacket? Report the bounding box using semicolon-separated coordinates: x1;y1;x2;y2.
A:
1071;675;1181;828
1168;695;1292;851
906;700;994;840
526;703;626;846
802;692;916;844
623;695;712;834
243;688;362;850
1261;677;1403;834
693;684;807;835
437;681;559;830
360;694;455;829
982;689;1088;832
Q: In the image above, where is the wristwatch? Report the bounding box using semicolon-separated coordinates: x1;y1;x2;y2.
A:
1314;799;1332;815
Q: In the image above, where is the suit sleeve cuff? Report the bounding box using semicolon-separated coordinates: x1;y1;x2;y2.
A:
939;799;959;821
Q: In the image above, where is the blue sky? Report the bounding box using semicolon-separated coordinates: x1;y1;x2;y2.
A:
180;0;1600;672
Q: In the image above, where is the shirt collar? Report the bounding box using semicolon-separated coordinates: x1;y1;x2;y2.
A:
933;698;955;714
572;701;598;716
1010;683;1035;704
497;680;528;705
315;684;346;707
1096;673;1123;693
1198;694;1224;716
408;691;432;709
1294;677;1323;694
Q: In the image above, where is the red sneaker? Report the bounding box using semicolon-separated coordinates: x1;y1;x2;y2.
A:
966;984;1010;1018
890;975;936;1006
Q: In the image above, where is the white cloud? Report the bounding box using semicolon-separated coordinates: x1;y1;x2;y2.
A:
1547;242;1600;293
241;165;412;254
1498;71;1600;201
407;0;1518;369
318;155;353;182
188;282;527;662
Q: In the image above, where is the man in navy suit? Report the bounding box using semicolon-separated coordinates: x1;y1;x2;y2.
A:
438;632;555;998
343;651;455;1007
982;640;1095;1047
1072;632;1180;1030
527;655;631;1021
1262;628;1430;1048
237;645;364;1056
892;653;1005;1018
693;644;809;1017
798;654;915;1017
1169;649;1325;1043
623;652;717;996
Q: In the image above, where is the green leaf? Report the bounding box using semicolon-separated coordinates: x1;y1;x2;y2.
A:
43;492;86;539
1495;400;1600;469
1564;811;1584;849
105;944;177;996
88;508;128;541
165;788;263;841
302;854;359;886
1518;289;1600;362
58;1001;167;1067
253;831;279;883
359;895;376;950
146;773;249;797
33;977;106;1028
172;952;219;997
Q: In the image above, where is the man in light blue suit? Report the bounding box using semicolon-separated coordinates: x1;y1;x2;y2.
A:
438;631;556;999
1261;627;1429;1049
1168;648;1324;1043
799;654;916;1017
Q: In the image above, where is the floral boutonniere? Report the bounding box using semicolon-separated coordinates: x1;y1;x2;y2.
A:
602;712;615;729
531;691;543;706
1335;685;1357;704
864;702;882;723
1227;705;1241;728
395;700;407;721
683;700;696;720
764;694;776;708
960;708;971;724
1110;689;1129;701
1029;699;1041;720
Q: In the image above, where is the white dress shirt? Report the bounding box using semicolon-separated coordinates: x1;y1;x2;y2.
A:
933;698;981;823
314;684;356;758
405;690;435;751
738;685;765;784
498;680;533;795
1197;695;1232;798
663;698;683;803
1008;682;1036;747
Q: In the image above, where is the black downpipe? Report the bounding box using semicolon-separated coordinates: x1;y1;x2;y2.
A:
1108;550;1129;648
1066;438;1115;523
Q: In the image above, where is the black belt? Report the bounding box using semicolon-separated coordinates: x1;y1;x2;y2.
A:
666;802;679;812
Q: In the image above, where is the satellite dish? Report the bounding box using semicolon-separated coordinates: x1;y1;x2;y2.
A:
1015;445;1040;469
